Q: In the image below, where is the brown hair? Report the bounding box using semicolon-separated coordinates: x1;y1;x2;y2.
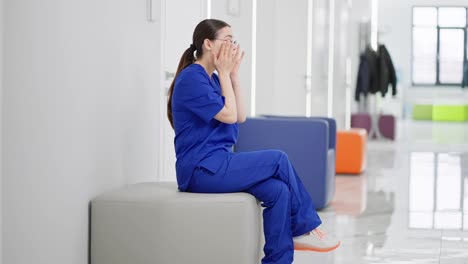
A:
167;19;230;129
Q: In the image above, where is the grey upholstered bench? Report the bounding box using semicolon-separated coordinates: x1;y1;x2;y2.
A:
90;182;263;264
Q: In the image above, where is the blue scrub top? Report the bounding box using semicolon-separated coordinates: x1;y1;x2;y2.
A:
171;63;239;191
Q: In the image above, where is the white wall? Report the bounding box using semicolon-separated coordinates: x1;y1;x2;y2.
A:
255;0;276;115
2;0;161;263
256;0;311;116
0;0;3;261
379;0;468;118
310;0;330;118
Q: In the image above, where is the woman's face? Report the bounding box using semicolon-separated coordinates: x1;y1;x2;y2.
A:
210;26;238;56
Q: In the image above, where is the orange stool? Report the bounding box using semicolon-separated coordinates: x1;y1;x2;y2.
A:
336;129;367;174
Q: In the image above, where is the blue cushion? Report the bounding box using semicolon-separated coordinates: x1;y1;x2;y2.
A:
261;115;336;149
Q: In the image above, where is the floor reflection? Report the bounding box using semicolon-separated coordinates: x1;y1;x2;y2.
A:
409;152;468;230
295;121;468;263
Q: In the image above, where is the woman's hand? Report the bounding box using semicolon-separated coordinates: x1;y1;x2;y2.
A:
212;42;236;76
231;44;245;78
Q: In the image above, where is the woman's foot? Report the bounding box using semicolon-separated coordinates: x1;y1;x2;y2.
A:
293;228;341;252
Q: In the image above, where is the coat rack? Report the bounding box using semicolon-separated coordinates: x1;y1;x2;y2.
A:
353;20;395;141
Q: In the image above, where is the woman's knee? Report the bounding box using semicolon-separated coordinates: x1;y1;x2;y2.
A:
272;149;288;159
265;149;289;165
274;150;292;172
259;179;290;207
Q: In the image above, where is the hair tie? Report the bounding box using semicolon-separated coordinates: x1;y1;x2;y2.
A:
190;44;196;51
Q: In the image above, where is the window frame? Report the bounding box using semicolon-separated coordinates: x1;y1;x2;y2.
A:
411;6;468;87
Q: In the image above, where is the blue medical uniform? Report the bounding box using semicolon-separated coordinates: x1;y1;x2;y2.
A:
171;63;322;264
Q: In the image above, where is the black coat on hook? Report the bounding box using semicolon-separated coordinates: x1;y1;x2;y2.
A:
355;44;397;102
377;44;397;97
462;61;468;88
355;46;378;102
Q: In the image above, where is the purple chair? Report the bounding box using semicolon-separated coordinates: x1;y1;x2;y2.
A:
351;113;372;134
378;114;396;140
235;116;336;210
352;113;395;140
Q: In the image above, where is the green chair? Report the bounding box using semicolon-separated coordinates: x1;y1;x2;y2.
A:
466;105;468;119
432;105;468;122
412;104;433;120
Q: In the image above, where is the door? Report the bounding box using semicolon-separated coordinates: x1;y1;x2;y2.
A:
159;0;208;182
256;0;309;116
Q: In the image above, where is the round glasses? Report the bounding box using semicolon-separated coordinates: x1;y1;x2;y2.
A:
214;38;238;45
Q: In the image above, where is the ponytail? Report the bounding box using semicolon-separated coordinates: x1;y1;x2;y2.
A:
167;46;196;129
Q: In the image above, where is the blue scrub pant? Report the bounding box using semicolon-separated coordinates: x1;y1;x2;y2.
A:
187;149;322;264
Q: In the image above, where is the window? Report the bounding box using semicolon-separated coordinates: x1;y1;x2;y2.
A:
412;7;468;86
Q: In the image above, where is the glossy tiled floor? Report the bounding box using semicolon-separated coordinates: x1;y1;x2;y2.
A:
294;120;468;264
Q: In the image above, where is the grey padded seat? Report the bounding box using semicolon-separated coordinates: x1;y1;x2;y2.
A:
90;182;264;264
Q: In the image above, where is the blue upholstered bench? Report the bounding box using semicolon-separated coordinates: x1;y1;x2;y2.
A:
235;116;336;209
